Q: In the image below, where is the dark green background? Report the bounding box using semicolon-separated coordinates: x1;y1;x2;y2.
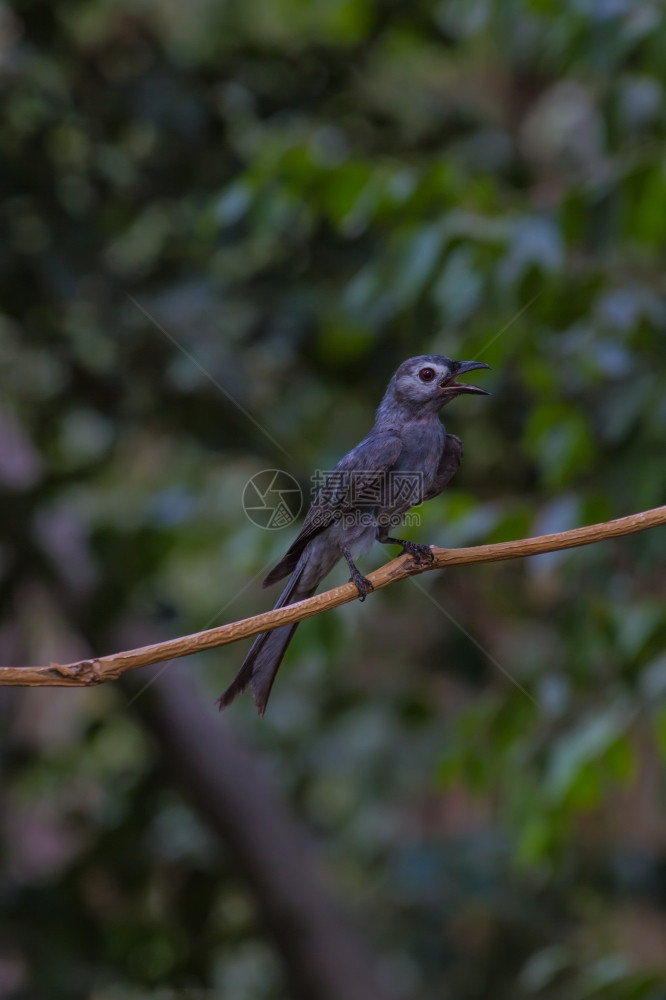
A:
2;0;666;997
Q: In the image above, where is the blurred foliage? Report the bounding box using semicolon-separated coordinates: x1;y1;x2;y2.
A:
1;0;666;997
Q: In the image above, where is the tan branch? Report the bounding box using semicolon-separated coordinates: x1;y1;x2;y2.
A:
3;505;665;688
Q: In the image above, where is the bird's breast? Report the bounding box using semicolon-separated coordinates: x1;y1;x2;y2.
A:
384;420;445;508
396;421;444;476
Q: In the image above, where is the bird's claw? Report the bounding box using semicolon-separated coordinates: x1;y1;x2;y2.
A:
349;569;375;602
401;541;435;565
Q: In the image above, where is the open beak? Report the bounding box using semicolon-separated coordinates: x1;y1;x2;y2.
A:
440;360;491;396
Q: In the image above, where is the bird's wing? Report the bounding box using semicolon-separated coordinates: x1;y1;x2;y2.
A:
263;432;403;587
422;433;463;502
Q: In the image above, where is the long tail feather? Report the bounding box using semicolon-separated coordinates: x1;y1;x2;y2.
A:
217;563;315;716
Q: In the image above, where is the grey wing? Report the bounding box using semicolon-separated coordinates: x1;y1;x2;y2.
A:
422;434;463;502
263;433;403;587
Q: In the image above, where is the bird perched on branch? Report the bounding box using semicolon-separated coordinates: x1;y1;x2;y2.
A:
219;354;490;715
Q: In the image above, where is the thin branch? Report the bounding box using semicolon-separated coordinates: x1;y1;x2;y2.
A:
3;505;665;688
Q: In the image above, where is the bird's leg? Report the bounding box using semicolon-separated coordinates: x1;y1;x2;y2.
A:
376;530;435;565
342;547;374;602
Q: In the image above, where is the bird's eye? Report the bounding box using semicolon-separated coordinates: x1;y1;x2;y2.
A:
419;367;436;382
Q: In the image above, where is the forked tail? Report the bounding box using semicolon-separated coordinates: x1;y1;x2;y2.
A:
217;563;315;716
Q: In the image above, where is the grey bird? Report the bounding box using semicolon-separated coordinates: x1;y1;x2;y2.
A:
219;354;490;715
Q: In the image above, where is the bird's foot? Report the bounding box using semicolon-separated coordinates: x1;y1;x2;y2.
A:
349;566;375;602
342;546;375;602
379;535;435;565
400;540;435;565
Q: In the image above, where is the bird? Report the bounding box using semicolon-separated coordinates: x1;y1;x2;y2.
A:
219;354;490;715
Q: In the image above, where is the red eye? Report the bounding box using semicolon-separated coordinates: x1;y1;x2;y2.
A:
419;367;436;382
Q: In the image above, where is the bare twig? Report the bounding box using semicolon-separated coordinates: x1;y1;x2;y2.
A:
3;505;665;687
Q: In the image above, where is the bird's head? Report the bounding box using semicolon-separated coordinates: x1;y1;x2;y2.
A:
387;355;491;413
